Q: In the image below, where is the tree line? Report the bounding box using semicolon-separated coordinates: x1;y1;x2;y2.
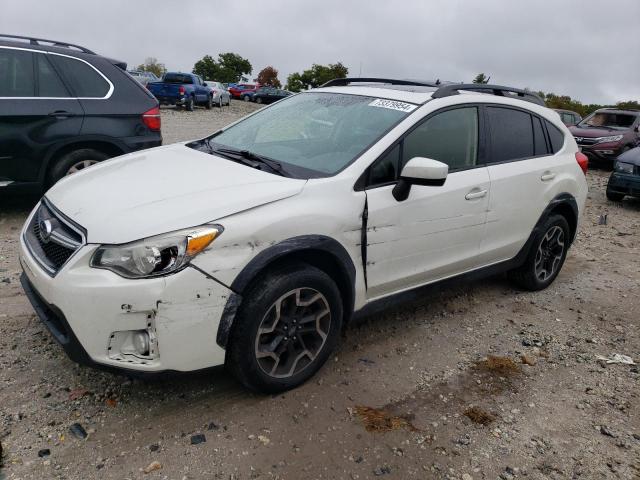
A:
472;73;639;117
134;59;638;113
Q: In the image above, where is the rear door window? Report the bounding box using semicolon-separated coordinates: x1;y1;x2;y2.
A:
487;107;534;162
50;55;110;98
0;48;35;97
36;54;70;97
532;116;548;156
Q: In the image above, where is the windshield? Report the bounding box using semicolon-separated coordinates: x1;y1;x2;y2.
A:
578;112;636;130
208;92;413;177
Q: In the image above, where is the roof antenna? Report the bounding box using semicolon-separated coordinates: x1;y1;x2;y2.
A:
435;78;441;85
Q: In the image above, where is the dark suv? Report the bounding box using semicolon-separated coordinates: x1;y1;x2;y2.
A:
0;35;161;193
569;108;640;165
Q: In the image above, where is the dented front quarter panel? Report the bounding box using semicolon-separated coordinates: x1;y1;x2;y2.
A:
190;175;368;308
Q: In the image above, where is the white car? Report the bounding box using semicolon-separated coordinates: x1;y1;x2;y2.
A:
205;80;231;107
19;79;588;392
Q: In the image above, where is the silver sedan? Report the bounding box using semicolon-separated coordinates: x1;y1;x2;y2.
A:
205;81;231;107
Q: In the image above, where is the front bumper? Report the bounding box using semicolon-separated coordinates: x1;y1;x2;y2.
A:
19;220;231;373
607;172;640;197
577;143;623;162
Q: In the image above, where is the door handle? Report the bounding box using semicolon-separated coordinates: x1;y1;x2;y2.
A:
465;189;488;200
48;110;76;118
541;171;556;181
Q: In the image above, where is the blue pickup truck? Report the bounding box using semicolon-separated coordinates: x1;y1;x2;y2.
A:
147;72;213;111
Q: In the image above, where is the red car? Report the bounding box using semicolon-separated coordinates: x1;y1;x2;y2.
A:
228;83;261;101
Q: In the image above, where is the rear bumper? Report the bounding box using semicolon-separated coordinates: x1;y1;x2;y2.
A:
607;172;640;197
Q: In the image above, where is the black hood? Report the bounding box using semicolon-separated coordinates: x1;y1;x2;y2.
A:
617;146;640;166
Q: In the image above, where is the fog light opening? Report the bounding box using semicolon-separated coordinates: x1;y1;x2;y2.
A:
133;331;150;356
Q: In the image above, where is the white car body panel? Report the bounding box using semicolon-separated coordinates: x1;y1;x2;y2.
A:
19;85;588;374
46;144;306;244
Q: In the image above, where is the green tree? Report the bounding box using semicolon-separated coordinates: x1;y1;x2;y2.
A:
472;73;490;84
192;53;252;83
285;62;349;92
257;66;281;87
136;57;166;78
193;55;220;80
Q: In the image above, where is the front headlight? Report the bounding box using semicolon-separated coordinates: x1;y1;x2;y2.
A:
614;161;634;174
90;225;223;278
597;135;623;144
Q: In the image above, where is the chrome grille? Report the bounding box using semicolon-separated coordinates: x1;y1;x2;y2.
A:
24;200;85;275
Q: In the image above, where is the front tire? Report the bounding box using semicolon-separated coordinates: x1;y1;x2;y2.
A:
243;95;251;102
227;263;343;393
509;214;570;291
606;189;625;202
256;97;263;104
48;148;109;186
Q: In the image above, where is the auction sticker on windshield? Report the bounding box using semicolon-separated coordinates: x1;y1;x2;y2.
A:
368;98;418;112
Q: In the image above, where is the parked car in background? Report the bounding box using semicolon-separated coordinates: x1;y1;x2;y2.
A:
147;72;213;111
606;146;640;201
0;34;161;193
19;78;587;393
554;109;581;126
252;87;292;104
128;70;160;87
228;83;260;101
205;80;231;107
569;108;640;165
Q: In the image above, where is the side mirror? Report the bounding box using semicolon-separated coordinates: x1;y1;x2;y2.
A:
203;82;208;87
634;125;639;133
392;157;448;201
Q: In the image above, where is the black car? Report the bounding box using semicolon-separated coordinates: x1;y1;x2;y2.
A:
253;87;292;104
606;146;640;201
0;34;161;193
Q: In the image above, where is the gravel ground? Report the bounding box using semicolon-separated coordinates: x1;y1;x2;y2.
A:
1;103;639;480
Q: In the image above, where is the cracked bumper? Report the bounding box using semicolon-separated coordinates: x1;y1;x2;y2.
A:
19;236;231;373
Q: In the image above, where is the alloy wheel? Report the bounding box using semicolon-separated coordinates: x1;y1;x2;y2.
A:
534;225;565;281
254;287;331;378
66;160;99;175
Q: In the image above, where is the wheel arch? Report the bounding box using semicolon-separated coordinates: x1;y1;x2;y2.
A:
216;235;356;349
41;138;126;184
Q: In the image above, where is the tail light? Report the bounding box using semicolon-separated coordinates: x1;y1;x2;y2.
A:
575;151;588;175
142;106;161;132
178;86;185;95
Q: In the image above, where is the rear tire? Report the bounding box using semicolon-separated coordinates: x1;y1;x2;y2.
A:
227;263;343;393
256;97;263;104
509;214;570;291
205;95;213;109
218;97;223;108
48;148;109;187
243;95;250;102
185;96;194;111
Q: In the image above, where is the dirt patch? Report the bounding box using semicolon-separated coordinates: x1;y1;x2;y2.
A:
353;406;418;433
464;406;496;425
474;355;522;376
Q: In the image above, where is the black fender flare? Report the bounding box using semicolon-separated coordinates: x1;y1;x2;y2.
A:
511;192;579;267
216;235;356;348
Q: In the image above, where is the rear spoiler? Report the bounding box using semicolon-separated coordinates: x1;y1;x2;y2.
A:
106;57;127;70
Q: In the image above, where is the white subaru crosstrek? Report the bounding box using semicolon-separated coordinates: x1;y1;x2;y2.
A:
19;79;588;392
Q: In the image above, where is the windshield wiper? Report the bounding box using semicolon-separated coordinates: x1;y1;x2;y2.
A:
208;142;288;176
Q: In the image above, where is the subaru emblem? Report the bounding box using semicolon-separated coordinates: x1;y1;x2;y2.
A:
39;219;53;243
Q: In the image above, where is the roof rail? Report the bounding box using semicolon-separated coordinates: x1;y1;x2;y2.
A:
0;34;95;54
321;77;441;88
432;84;545;106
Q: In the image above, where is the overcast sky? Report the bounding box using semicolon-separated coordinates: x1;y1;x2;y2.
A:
2;0;638;104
